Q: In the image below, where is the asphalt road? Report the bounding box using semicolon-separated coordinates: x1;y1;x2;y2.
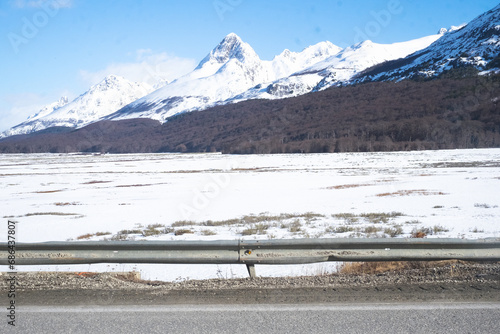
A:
6;303;500;334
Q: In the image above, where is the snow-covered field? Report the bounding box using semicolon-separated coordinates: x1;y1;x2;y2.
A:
1;149;499;281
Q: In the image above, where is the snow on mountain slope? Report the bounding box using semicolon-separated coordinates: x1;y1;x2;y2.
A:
27;96;69;122
231;34;442;101
1;75;153;138
267;41;343;80
360;4;500;81
104;33;267;122
5;2;497;139
312;34;443;89
106;34;342;122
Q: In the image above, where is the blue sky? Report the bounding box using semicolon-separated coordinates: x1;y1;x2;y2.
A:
0;0;499;132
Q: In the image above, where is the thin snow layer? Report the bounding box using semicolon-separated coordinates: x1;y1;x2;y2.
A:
1;149;499;281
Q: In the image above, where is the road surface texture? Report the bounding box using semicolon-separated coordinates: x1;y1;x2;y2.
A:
1;261;499;333
8;303;500;334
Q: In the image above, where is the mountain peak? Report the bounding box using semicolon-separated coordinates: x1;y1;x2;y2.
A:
438;28;448;35
89;75;136;93
102;74;126;85
196;33;259;69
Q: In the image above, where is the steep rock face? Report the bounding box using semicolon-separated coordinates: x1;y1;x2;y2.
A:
360;5;500;81
1;75;152;138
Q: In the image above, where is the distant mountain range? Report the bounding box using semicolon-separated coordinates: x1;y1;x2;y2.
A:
1;76;152;138
1;4;499;143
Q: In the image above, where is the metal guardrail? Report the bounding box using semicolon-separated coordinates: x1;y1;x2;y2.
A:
2;238;500;278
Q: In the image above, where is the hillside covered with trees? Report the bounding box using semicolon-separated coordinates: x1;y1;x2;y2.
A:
1;74;499;154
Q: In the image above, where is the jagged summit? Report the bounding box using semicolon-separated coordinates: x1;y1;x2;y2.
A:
196;33;259;70
89;75;149;93
437;24;468;35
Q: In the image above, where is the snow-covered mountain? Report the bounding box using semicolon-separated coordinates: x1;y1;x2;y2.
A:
27;96;69;122
1;75;152;138
359;4;500;81
105;33;342;122
3;3;499;138
231;34;442;102
106;32;441;122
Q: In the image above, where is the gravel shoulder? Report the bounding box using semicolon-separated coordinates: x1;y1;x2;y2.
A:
2;261;499;305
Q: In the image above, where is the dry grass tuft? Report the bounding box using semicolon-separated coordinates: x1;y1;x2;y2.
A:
172;220;197;227
410;225;449;238
241;223;270;236
25;212;80;216
200;229;217;236
327;183;374;190
174;229;194;236
76;233;94;240
82;180;111;185
76;231;111;240
115;183;154;188
54;202;80;206
35;190;64;193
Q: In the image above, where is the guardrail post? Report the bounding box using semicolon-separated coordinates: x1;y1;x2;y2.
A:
246;264;256;279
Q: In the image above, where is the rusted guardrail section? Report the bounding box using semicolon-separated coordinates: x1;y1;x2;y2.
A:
2;238;500;278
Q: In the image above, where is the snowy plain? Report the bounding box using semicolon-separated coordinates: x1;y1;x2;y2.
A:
1;149;499;281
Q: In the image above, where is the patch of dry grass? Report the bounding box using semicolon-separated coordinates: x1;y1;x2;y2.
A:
376;189;447;197
241;223;270;236
115;183;155;188
410;225;449;238
76;231;111;240
24;212;80;216
82;180;111;185
360;212;403;224
54;202;80;206
200;229;217;236
327;183;374;190
174;229;194;236
35;190;64;193
171;220;197;227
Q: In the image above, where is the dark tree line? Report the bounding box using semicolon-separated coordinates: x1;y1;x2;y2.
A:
1;74;499;154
